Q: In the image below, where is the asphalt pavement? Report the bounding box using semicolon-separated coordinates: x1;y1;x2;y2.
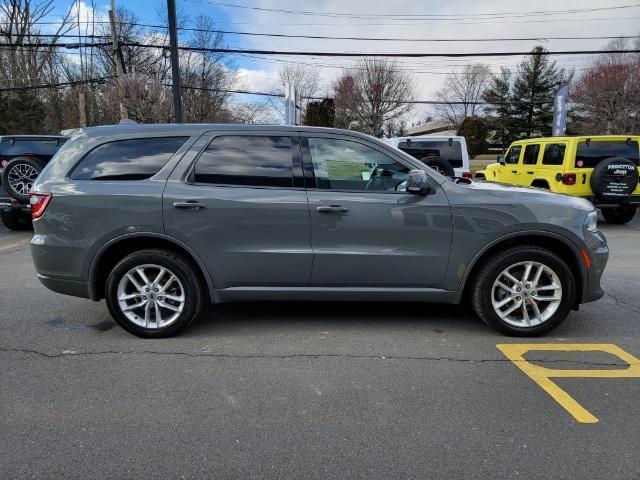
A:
1;215;639;479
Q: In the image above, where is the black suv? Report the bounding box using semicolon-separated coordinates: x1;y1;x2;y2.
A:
0;135;67;230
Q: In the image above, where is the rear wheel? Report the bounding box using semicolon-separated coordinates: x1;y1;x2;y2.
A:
601;205;636;225
105;249;205;338
471;246;575;336
0;209;32;230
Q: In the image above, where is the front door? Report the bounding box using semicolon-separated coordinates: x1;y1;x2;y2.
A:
163;131;312;289
516;143;542;186
302;134;452;288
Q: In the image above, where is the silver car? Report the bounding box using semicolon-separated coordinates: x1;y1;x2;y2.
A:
30;124;608;337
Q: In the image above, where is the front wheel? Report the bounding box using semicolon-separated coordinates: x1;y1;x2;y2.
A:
471;246;575;336
105;249;205;338
601;205;636;225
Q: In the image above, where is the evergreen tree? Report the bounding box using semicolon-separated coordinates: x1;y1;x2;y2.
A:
511;46;568;138
304;98;335;127
457;117;488;157
482;68;514;148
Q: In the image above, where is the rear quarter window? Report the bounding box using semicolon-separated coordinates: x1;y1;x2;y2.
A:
70;137;188;180
575;140;640;168
396;140;464;168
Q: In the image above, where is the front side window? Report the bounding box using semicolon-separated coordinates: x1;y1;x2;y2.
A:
522;144;540;165
505;146;522;164
70;137;187;180
542;143;566;165
308;138;410;191
575;140;640;168
193;136;292;187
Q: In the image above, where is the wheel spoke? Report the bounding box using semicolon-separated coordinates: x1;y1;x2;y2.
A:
532;294;561;302
162;293;184;302
159;274;177;293
502;271;520;285
126;273;144;292
136;268;151;286
532;265;544;286
500;300;522;319
530;300;543;322
495;295;516;309
154;302;162;326
123;299;147;311
522;262;533;283
152;268;166;288
536;283;560;292
495;280;511;291
118;292;143;301
521;303;530;326
144;302;151;327
157;300;181;312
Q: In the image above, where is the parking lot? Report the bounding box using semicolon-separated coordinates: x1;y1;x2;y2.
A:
1;215;639;479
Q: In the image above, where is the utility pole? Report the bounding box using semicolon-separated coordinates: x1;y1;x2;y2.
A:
108;0;128;120
167;0;182;123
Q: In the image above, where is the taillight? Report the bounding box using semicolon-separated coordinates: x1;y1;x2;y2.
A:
1;159;7;168
29;192;52;220
562;173;577;185
462;171;473;179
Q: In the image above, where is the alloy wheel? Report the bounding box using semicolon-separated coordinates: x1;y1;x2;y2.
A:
7;163;40;195
116;264;185;329
491;261;562;328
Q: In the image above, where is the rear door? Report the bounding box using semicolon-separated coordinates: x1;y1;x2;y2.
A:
517;143;541;186
163;131;312;289
302;133;452;288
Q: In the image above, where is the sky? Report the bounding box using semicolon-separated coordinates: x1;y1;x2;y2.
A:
46;0;640;123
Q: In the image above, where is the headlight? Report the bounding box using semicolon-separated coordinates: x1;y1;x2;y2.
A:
585;210;598;232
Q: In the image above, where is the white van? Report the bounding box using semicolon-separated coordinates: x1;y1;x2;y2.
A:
383;136;471;178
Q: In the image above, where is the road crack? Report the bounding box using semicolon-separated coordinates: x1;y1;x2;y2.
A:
0;346;634;367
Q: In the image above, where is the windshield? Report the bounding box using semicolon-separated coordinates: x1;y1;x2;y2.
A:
575;140;640;168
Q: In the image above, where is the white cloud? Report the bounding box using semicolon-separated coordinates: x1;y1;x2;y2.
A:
221;0;640;123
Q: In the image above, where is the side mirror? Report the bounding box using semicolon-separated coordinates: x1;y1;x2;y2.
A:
406;169;431;195
497;154;505;165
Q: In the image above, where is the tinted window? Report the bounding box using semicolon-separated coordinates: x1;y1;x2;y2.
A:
397;140;463;168
70;137;187;180
308;138;410;191
505;146;521;164
0;137;66;156
542;143;566;165
193;136;292;187
522;144;540;165
575;140;640;168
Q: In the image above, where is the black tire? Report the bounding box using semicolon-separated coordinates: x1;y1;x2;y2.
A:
0;209;32;231
420;156;455;177
601;205;636;224
589;156;638;203
471;246;576;336
1;156;45;203
105;249;205;338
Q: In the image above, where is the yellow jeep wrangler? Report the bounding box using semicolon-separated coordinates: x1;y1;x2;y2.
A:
476;135;640;224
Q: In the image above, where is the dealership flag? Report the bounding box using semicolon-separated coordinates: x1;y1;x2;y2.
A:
552;84;569;136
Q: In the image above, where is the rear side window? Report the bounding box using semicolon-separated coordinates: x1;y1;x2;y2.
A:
505;146;521;164
396;140;463;168
0;137;66;156
193;136;292;187
70;137;187;180
542;144;566;165
522;144;540;165
575;140;640;168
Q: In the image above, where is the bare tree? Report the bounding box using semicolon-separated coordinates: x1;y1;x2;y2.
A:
180;15;237;123
99;74;173;123
571;52;640;134
433;63;492;129
333;58;415;137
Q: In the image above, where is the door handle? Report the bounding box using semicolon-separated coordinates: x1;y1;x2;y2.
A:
511;170;518;174
526;171;535;174
317;205;349;213
173;201;206;210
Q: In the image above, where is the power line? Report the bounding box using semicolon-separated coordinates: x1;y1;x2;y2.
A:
0;77;111;92
5;41;640;58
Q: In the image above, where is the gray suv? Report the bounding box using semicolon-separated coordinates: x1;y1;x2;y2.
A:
30;124;608;337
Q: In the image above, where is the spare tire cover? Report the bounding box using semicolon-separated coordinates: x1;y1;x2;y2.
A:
589;157;639;202
420;156;455;178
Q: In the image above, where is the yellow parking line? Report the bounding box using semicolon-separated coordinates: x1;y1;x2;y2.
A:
497;343;640;424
